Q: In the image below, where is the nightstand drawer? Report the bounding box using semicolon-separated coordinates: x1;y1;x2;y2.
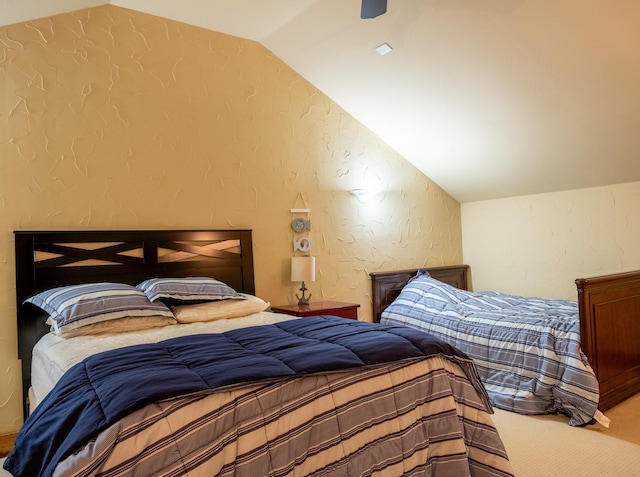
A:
271;301;360;320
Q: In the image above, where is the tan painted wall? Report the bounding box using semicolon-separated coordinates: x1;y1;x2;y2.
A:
462;181;640;299
0;6;462;432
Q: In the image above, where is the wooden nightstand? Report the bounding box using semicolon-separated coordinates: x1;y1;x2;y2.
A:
271;301;360;320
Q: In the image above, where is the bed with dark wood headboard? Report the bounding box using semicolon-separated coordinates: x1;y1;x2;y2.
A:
14;229;255;417
370;264;640;412
9;231;516;477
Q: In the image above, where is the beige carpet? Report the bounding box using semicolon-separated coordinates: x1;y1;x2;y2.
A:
492;392;640;477
2;394;639;476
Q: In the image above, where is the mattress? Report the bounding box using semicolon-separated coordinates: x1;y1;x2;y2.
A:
30;311;295;408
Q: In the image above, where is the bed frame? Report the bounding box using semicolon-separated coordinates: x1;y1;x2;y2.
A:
370;264;640;412
14;229;255;419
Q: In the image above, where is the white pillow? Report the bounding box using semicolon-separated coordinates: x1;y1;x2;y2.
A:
55;315;176;338
172;294;270;324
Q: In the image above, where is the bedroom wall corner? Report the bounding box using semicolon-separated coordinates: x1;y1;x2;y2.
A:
0;5;462;431
461;181;640;298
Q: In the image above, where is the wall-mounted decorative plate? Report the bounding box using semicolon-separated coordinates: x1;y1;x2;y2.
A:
291;218;311;232
291;218;306;233
293;236;312;252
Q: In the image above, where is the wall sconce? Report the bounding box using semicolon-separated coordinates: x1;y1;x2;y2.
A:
351;189;380;203
291;256;316;305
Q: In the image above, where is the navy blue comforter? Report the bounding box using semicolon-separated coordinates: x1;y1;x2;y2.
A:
5;316;472;477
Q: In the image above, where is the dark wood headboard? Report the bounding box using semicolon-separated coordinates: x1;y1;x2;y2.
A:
14;229;255;418
370;264;469;323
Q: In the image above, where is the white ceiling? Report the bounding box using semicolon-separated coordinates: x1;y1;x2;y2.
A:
3;0;640;203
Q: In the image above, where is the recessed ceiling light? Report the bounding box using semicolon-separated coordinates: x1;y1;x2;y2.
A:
375;42;393;55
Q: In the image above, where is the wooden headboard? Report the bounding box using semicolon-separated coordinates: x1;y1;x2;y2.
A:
370;264;469;323
14;229;255;418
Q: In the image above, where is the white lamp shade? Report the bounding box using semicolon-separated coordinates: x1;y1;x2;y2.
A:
291;256;316;283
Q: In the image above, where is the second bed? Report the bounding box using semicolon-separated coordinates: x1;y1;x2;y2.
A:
371;265;640;426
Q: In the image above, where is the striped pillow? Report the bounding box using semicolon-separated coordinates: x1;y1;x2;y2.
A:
137;277;245;303
25;283;175;335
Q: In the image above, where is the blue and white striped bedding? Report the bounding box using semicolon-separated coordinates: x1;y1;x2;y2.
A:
380;272;600;426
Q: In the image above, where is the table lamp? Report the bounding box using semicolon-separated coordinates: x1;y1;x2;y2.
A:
291;256;316;305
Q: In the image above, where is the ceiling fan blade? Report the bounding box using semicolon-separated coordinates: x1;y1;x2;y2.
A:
361;0;387;19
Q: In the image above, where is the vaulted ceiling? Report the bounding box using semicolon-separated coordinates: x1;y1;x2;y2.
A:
3;0;640;203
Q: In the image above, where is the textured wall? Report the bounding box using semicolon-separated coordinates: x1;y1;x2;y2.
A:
0;6;462;431
462;181;640;299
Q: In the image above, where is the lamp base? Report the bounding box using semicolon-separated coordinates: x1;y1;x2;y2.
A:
295;281;312;306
